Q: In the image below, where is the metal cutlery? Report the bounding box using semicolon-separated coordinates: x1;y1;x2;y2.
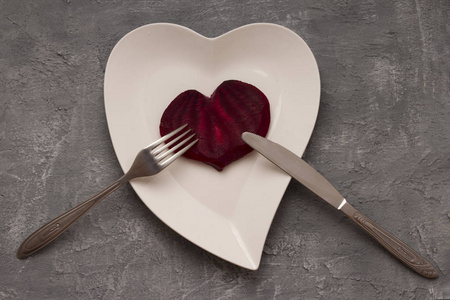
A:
17;124;197;259
242;132;438;278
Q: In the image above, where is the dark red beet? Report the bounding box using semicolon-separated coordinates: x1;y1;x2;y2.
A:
160;80;270;171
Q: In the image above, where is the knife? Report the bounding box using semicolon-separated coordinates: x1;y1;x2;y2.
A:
242;132;438;278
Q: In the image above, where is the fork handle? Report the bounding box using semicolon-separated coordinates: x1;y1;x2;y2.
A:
340;202;438;278
16;178;126;259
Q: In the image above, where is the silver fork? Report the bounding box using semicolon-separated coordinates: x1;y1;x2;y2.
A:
17;124;197;259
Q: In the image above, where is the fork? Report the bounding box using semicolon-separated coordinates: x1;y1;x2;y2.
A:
17;124;197;259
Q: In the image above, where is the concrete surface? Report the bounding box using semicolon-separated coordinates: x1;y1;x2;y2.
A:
1;0;449;299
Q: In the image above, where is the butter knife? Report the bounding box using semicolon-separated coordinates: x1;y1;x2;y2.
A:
242;132;438;278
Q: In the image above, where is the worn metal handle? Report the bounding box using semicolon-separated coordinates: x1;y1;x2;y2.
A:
16;179;125;259
340;202;438;278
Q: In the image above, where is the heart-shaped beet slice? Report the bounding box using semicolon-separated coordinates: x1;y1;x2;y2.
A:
160;80;270;171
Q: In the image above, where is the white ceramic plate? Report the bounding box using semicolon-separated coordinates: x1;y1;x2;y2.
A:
104;23;320;269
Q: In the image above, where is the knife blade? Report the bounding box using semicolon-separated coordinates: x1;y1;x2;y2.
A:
242;132;438;279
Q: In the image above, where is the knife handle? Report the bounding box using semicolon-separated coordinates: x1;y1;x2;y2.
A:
340;202;438;278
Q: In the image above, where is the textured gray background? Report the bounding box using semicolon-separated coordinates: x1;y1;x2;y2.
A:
1;0;449;299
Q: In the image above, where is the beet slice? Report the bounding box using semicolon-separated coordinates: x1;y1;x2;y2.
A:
159;80;270;171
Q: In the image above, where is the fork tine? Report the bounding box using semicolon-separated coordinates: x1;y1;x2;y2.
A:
159;138;198;168
146;124;188;149
151;129;191;156
155;133;196;161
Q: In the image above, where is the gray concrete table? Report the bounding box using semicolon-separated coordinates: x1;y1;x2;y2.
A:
1;1;449;299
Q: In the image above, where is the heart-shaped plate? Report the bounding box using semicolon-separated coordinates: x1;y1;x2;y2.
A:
104;23;320;269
